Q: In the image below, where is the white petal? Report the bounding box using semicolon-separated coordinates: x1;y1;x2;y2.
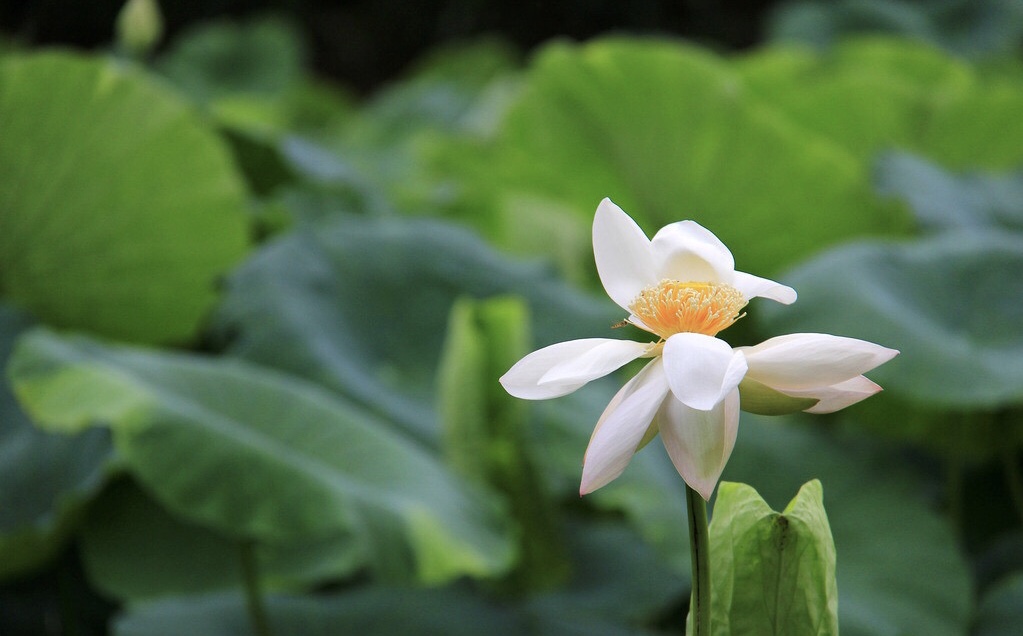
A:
539;339;649;385
741;333;899;390
662;333;748;411
501;338;644;400
731;270;797;305
592;198;657;312
658;388;740;500
780;375;883;414
580;358;670;494
650;220;734;283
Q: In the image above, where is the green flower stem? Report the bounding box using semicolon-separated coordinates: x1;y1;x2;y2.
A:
240;539;273;636
686;484;712;636
945;453;964;534
1000;444;1023;529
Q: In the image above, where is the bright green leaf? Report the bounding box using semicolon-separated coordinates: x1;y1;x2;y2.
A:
737;38;1023;171
490;37;904;278
0;52;249;344
9;328;514;584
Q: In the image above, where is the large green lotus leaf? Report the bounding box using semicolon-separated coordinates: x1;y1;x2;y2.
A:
736;38;973;161
0;52;249;344
9;328;514;584
722;417;971;636
974;572;1023;636
113;520;682;636
210;215;620;443
0;304;113;580
758;230;1023;408
491;37;900;278
736;38;1023;170
79;479;363;601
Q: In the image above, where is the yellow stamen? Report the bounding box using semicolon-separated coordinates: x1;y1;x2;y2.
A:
627;280;747;339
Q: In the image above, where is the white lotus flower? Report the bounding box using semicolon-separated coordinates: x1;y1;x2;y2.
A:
500;199;898;499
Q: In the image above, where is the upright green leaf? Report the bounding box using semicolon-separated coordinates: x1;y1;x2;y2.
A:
722;417;971;636
692;480;837;635
9;328;514;584
438;296;568;590
0;52;249;344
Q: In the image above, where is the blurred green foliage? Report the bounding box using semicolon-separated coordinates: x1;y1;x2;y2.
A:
2;8;1023;635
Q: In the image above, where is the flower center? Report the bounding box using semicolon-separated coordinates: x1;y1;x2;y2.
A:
627;280;747;339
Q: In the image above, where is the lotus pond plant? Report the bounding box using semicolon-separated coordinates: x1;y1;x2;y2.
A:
501;198;898;633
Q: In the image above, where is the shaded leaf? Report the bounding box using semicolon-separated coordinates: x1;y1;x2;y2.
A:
210;214;619;443
113;520;683;636
768;0;1023;59
79;480;363;602
974;572;1023;636
0;304;112;580
875;151;1023;232
157;16;306;105
758;231;1023;408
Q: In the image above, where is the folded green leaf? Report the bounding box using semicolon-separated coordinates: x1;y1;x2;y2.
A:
694;480;838;636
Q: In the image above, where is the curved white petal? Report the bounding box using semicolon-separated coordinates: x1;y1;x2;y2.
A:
731;270;797;305
650;220;734;283
658;388;740;500
501;338;645;400
741;333;899;390
779;375;883;414
580;358;670;494
662;333;748;411
593;198;657;312
539;339;649;385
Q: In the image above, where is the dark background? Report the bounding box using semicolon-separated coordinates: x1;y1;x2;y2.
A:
0;0;777;92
